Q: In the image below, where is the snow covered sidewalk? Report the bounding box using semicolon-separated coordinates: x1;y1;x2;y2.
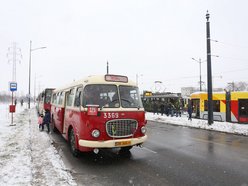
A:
0;104;77;186
146;112;248;136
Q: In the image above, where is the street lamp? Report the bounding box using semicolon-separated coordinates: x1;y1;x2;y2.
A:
28;40;46;109
192;58;206;91
136;74;143;86
34;74;43;105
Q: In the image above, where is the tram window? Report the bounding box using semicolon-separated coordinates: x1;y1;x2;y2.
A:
239;99;248;116
204;100;220;112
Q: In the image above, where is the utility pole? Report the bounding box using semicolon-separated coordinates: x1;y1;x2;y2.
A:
28;41;32;109
198;58;202;91
28;41;46;109
7;42;22;82
107;61;109;74
7;42;22;125
192;58;204;91
206;11;213;125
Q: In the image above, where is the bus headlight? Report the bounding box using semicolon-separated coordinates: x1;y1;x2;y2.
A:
92;129;100;138
141;126;147;134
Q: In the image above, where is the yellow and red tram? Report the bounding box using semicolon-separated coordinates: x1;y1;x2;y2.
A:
190;91;248;123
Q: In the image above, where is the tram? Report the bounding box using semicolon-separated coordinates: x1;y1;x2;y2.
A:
190;91;248;123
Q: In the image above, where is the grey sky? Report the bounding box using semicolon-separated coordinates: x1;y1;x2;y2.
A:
1;0;247;96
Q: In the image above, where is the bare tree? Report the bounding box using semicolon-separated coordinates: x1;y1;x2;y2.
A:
225;81;248;91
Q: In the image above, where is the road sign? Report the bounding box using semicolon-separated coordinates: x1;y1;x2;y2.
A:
9;105;16;113
9;82;17;91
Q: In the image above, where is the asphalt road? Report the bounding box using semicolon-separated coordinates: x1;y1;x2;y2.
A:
51;121;248;186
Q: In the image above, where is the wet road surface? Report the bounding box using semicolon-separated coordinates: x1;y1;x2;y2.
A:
51;121;248;186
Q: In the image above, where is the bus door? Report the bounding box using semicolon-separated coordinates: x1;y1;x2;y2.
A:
63;88;76;134
63;90;70;134
238;99;248;123
192;99;200;118
56;92;66;133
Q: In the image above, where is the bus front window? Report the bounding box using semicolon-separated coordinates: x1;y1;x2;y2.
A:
82;85;119;108
119;86;143;108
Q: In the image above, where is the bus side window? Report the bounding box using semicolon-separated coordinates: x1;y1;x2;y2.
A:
74;87;83;107
60;92;65;105
56;93;60;105
58;92;65;105
67;88;76;107
52;94;56;104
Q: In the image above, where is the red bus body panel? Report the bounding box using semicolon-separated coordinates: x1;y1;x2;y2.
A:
51;105;65;133
54;108;146;152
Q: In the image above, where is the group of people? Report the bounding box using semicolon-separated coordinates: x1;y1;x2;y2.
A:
152;102;182;117
151;101;193;120
14;99;24;106
38;109;51;133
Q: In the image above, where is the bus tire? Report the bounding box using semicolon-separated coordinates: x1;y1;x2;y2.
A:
69;128;79;157
51;118;58;133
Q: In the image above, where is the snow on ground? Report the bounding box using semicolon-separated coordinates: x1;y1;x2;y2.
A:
0;103;77;186
146;112;248;136
0;102;247;186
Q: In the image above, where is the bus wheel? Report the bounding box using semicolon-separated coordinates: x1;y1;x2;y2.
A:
69;129;79;157
51;118;58;133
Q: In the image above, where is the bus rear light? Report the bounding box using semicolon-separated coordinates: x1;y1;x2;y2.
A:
92;129;100;138
141;126;147;134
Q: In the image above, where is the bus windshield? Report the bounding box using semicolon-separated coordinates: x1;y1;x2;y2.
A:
119;85;143;108
82;84;143;108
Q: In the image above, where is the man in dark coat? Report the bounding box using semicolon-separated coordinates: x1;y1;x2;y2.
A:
42;109;51;133
187;103;192;121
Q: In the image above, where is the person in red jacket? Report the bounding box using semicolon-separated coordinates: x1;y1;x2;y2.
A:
38;114;43;131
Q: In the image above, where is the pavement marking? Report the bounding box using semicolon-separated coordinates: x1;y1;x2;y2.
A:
141;147;158;154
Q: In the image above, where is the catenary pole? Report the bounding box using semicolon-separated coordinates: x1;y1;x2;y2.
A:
206;11;213;125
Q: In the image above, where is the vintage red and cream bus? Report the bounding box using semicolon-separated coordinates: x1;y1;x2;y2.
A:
50;74;147;156
36;88;55;115
190;91;248;123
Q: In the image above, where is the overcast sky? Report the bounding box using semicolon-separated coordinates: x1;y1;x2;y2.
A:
1;0;247;96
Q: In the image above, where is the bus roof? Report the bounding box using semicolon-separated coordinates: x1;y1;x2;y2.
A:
53;74;137;93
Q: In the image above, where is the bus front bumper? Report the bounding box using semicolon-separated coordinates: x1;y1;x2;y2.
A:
78;135;147;148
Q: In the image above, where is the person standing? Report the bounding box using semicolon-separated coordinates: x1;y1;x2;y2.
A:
160;103;165;116
153;101;158;115
187;103;192;121
42;109;51;133
38;114;43;130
